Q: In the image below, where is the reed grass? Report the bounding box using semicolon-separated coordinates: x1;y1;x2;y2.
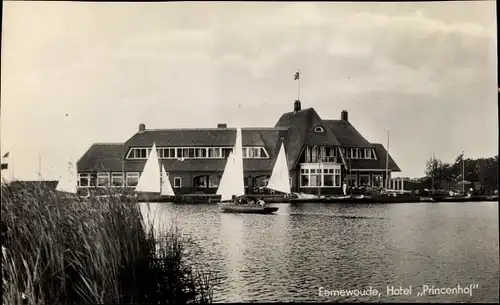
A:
1;182;218;305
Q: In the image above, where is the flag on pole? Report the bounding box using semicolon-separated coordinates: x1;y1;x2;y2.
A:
294;71;299;80
1;152;9;169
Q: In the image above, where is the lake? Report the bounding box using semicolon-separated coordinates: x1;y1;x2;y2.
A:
140;201;499;303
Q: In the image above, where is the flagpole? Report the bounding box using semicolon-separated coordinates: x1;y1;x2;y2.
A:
432;152;435;190
39;154;42;181
297;69;300;101
462;150;465;194
385;130;390;189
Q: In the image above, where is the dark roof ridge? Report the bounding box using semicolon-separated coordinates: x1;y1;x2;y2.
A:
94;142;124;145
140;127;287;132
279;107;314;116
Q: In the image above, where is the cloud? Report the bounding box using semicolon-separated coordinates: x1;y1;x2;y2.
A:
1;2;496;179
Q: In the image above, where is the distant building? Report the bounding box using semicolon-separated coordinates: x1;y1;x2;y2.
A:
77;100;401;195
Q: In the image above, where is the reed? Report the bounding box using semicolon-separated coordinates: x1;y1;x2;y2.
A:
1;182;218;305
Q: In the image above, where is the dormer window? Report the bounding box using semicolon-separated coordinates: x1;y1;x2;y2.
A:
314;126;324;133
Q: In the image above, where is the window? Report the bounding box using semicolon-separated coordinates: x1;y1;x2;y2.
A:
352;148;359;159
97;172;110;187
78;173;90;187
222;148;233;158
208;148;221;158
195;148;207;158
174;177;182;188
209;175;220;187
157;148;164;158
195;176;207;188
111;173;124;187
372;174;383;188
89;173;97;187
300;166;340;187
244;147;262;158
127;148;148;159
126;172;139;187
334;169;341;187
314;126;324;132
345;149;351;159
359;149;365;159
359;174;370;187
164;148;176;158
289;177;292;187
324;170;334;187
300;168;307;187
365;148;372;159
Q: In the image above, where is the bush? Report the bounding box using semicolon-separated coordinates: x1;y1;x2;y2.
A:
1;182;218;305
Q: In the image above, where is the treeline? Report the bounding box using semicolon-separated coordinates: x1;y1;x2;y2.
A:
417;153;498;192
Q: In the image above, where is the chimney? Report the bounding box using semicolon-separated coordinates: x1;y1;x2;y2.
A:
294;100;301;112
341;110;348;121
217;123;227;128
138;123;146;133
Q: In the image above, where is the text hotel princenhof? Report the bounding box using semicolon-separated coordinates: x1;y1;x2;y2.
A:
318;284;480;298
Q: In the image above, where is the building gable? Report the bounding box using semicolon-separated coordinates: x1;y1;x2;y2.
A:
275;107;340;169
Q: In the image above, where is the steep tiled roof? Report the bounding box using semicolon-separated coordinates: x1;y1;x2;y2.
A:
347;143;401;172
77;143;125;172
125;128;272;147
78;130;289;173
275;108;341;168
323;120;374;148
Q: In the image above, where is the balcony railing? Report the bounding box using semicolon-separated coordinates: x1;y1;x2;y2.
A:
304;156;339;163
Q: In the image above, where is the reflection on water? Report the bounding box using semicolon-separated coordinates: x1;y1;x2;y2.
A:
140;202;499;303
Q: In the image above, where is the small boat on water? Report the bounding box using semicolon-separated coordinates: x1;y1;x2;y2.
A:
217;128;287;214
55;155;81;201
219;204;279;214
135;142;176;202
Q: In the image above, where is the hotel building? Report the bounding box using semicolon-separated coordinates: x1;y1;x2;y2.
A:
76;100;401;196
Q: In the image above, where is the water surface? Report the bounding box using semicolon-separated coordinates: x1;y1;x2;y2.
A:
140;202;499;303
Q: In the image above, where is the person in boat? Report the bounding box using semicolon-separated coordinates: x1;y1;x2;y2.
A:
257;197;265;207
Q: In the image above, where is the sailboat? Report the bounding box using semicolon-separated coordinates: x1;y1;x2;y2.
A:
160;164;175;199
135;142;175;202
217;127;279;214
264;142;292;198
56;157;80;200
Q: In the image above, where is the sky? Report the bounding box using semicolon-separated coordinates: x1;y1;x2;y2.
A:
1;1;497;180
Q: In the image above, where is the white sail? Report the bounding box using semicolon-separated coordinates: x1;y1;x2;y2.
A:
161;164;175;196
233;127;245;196
56;158;78;194
216;127;246;201
216;151;235;201
135;142;161;193
266;142;291;194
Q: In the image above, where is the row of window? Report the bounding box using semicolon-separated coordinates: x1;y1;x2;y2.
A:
127;147;269;160
303;146;376;163
345;174;384;187
78;171;386;189
300;168;342;187
343;148;375;160
78;172;183;188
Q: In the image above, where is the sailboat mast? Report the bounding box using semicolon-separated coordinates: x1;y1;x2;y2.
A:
431;153;435;190
385;130;390;189
38;154;42;181
462;150;465;194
